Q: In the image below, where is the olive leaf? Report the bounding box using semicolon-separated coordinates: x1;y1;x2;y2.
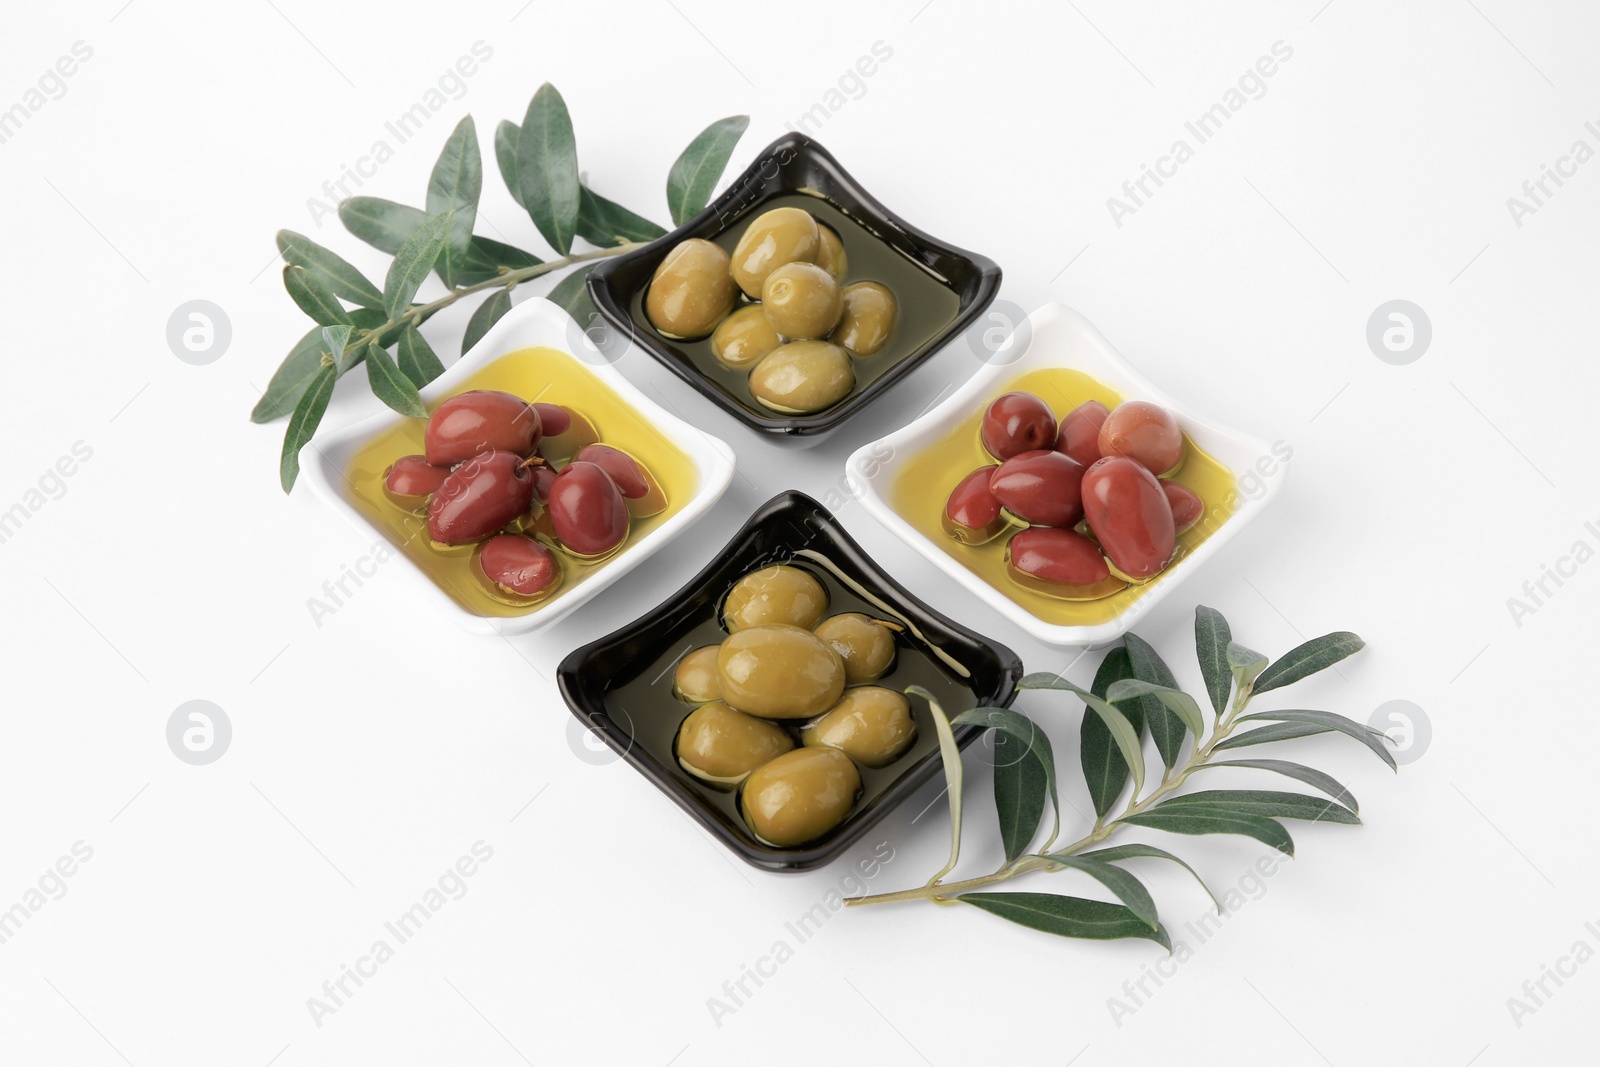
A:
1035;853;1160;930
516;83;581;255
547;263;598;327
463;289;512;356
278;325;349;493
396;325;445;390
1156;789;1359;825
1124;633;1190;770
1080;647;1142;819
1235;709;1396;770
1213;721;1335;751
383;211;454;321
1022;672;1145;801
282;265;352;327
1105;678;1205;739
364;341;428;417
426;116;482;288
1077;843;1222;913
578;184;667;246
1253;632;1366;694
343;198;539;287
1191;760;1359;814
1194;606;1233;716
666;115;749;226
252;309;388;423
959;893;1172;949
276;230;383;307
908;687;964;886
1119;807;1295;857
952;705;1058;861
1228;641;1269;690
494;120;525;210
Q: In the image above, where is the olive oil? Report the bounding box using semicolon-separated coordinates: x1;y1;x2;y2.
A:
345;346;699;618
892;367;1238;626
629;192;964;418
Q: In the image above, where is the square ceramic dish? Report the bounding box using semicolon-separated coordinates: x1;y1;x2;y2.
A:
586;133;1002;439
556;491;1024;872
300;298;737;637
845;303;1286;648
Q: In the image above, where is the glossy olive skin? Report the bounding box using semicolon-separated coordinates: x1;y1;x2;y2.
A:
989;449;1085;527
716;624;846;720
673;645;724;704
815;225;848;282
1082;456;1176;580
814;613;897;684
831;282;897;357
533;402;571;437
802;686;915;768
1162;480;1204;534
479;533;561;597
428;451;537;545
645;238;737;339
723;565;828;632
981;391;1057;461
741;746;860;846
384;454;451;508
1099;400;1183;475
762;262;843;340
1007;527;1116;594
730;207;820;297
710;305;781;369
425;390;542;466
677;701;795;785
943;464;1007;544
748;341;854;415
548;461;630;558
573;444;649;499
1055;400;1108;469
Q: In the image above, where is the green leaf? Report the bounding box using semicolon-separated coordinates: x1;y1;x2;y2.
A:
1214;722;1336;751
1193;759;1359;814
907;687;963;886
462;289;512;356
1119;807;1295;856
251;309;387;423
279;360;336;493
1254;632;1366;694
383;211;453;321
959;893;1171;949
1236;709;1397;770
666;114;749;226
396;326;446;389
1105;679;1205;739
1124;633;1189;769
341;196;426;254
1021;672;1144;801
1158;789;1359;825
364;342;428;417
426;116;482;288
494;120;526;210
952;706;1058;861
1228;642;1269;690
578;184;667;246
1194;606;1233;716
276;229;383;307
330;323;364;374
1078;843;1222;912
516;83;581;255
547;263;598;326
1080;647;1142;819
282;265;352;326
1036;854;1160;930
459;236;541;285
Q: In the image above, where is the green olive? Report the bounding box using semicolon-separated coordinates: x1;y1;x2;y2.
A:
645;238;737;339
676;701;794;785
723;565;828;632
815;225;848;283
710;305;781;369
748;341;854;415
831;282;898;357
801;686;915;768
730;207;819;298
717;624;845;719
673;645;723;704
761;262;843;340
813;613;897;684
741;747;860;846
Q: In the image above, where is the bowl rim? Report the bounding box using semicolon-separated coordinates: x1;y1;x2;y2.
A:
298;297;738;637
586;132;1003;437
844;302;1287;647
556;489;1025;872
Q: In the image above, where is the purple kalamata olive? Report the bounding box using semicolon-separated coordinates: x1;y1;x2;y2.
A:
988;449;1085;528
574;444;650;499
549;461;630;557
981;391;1057;461
1082;456;1176;580
1098;400;1183;475
1007;527;1115;591
479;534;562;598
943;465;1007;544
532;402;571;438
1055;400;1108;469
384;454;450;508
1162;481;1204;534
424;390;542;466
427;451;536;545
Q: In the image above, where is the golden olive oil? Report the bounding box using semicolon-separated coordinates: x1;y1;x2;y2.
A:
345;346;699;618
892;367;1238;626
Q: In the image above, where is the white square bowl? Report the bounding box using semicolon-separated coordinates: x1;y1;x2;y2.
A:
845;302;1284;648
301;298;737;637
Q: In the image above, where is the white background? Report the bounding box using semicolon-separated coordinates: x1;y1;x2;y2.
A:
2;1;1596;1064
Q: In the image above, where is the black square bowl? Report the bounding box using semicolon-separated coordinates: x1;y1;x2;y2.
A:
586;133;1002;438
557;491;1023;872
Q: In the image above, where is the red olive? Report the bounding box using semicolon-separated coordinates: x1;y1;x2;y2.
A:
1162;480;1204;534
1082;456;1176;580
549;461;630;558
533;402;571;438
943;465;1006;544
427;451;536;545
1055;400;1109;469
1007;527;1123;599
988;449;1085;527
530;463;557;502
981;391;1057;461
384;454;450;507
424;390;542;466
574;444;650;499
1098;400;1182;475
479;534;562;598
